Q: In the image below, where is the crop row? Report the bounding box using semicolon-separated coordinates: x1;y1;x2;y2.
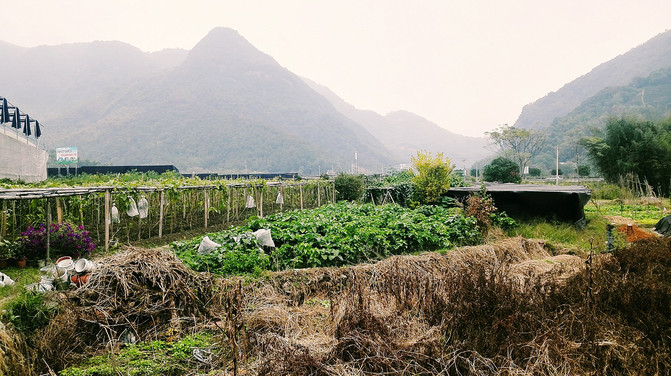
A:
171;202;483;275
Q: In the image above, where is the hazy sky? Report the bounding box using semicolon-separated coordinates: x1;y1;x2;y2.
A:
2;1;670;137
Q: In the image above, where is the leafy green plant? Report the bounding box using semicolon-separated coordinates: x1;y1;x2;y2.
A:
172;202;484;275
0;239;21;259
483;157;521;183
2;291;59;334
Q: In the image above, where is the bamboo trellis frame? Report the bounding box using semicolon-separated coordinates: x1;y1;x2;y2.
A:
0;180;335;252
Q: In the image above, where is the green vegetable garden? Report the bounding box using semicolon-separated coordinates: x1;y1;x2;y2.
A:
172;202;487;274
0;164;670;375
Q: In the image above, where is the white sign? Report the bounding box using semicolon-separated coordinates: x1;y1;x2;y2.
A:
56;147;78;165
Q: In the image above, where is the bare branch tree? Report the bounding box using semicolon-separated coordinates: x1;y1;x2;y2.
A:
485;125;546;176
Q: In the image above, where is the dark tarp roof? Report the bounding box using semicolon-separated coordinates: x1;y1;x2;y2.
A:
447;184;591;226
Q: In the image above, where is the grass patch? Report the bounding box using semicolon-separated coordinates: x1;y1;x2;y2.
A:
0;266;41;309
59;332;218;376
512;212;610;253
585;198;671;227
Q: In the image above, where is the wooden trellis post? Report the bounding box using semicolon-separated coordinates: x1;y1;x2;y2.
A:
259;186;264;218
104;189;110;252
299;185;304;210
226;186;231;223
159;190;165;238
204;189;210;228
46;198;51;260
1;201;6;238
56;197;63;223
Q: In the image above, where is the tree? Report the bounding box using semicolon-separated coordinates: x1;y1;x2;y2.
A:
411;151;454;204
486;125;546;176
334;173;365;201
528;167;541;177
578;165;590;177
550;168;563;176
483;157;521;183
581;117;671;195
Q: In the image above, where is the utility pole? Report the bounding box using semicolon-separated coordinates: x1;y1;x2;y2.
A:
555;146;559;185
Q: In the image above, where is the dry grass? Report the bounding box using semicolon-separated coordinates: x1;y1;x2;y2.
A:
8;236;671;376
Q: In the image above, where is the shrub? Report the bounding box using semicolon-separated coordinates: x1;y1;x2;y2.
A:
411;151;454;204
528;167;541;177
334;173;365;201
19;223;95;260
483;157;521;183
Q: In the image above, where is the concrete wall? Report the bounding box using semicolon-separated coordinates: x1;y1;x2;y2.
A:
0;130;48;182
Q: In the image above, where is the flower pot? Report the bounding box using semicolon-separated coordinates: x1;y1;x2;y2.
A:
0;258;7;269
16;258;27;268
74;258;94;274
56;256;74;271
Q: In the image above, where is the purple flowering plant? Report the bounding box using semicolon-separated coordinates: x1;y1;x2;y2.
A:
19;222;96;260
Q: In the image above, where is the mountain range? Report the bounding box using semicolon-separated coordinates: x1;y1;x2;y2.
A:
515;29;671;130
512;29;671;169
0;28;489;174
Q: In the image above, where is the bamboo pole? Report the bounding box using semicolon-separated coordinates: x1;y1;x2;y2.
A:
79;199;84;227
12;201;16;238
104;189;110;253
226;187;231;223
1;201;6;239
332;181;336;203
56;197;63;223
317;182;321;207
159;190;164;238
259;187;264;218
204;189;209;228
46;199;51;261
299;185;304;210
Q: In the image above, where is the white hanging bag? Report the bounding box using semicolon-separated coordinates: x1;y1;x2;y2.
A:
246;194;256;208
111;203;120;223
138;195;149;219
126;197;139;217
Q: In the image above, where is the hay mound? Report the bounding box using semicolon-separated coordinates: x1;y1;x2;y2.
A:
35;246;217;371
221;237;671;375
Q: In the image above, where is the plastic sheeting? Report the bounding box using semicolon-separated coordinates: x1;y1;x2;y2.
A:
654;215;671;236
0;132;47;182
198;236;221;254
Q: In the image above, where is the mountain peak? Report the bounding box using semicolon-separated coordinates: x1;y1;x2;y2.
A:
183;27;277;71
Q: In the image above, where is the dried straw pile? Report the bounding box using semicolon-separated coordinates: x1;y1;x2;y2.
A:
215;237;670;375
34;247;218;371
212;237;590;375
15;236;671;375
0;324;33;376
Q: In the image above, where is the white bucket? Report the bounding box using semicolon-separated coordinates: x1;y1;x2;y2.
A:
56;256;74;271
74;258;95;274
